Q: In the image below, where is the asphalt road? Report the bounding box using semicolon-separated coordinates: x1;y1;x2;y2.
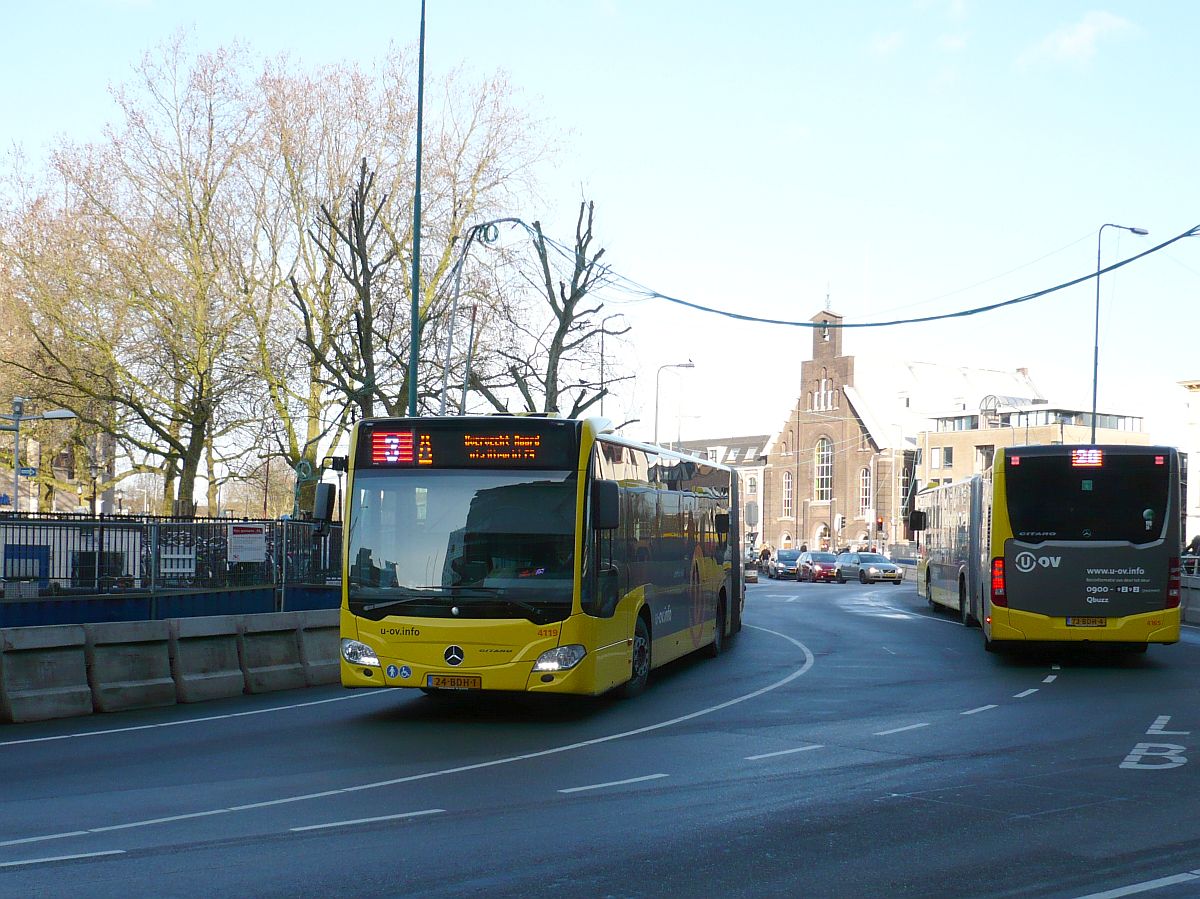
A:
3;579;1199;898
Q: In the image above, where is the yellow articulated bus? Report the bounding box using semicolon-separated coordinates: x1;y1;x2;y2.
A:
332;415;743;697
914;445;1182;653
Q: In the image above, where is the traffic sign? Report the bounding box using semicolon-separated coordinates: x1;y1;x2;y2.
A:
17;467;37;477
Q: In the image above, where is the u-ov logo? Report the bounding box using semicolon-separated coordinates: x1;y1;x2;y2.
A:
1015;551;1060;573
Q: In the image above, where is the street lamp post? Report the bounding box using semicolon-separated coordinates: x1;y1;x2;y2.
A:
599;313;625;417
654;361;694;446
1091;223;1149;444
0;397;76;513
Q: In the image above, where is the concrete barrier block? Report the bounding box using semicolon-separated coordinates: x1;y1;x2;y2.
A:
238;612;306;693
169;615;246;703
0;625;93;723
296;609;340;686
85;620;177;713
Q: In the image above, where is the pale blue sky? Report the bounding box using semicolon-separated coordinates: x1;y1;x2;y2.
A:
3;1;1198;442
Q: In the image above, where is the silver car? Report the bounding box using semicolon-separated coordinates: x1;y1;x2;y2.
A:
835;551;903;584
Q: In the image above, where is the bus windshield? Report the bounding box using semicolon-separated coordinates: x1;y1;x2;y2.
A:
347;468;578;623
1005;452;1171;544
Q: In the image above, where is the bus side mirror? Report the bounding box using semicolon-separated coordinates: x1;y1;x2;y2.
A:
908;510;927;532
714;513;729;542
592;479;620;530
313;482;336;525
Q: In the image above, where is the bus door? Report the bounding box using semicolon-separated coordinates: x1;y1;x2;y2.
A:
966;476;982;620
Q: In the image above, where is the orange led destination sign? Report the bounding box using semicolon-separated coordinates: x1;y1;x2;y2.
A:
361;423;576;469
463;432;541;461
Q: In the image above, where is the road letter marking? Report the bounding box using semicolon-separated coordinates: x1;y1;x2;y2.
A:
1120;743;1187;770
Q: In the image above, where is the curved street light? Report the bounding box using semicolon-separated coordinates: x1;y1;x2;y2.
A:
654;361;695;446
0;397;77;513
599;313;626;417
1092;223;1149;444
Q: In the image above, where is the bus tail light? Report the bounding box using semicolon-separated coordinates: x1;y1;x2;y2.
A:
1167;557;1181;609
990;557;1007;607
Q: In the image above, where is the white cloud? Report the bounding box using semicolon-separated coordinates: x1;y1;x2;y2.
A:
1018;11;1135;68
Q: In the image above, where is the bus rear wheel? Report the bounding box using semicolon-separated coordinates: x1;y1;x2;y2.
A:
706;595;726;658
959;579;975;628
619;615;652;698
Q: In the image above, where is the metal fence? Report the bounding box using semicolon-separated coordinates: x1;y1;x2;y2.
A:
0;512;341;600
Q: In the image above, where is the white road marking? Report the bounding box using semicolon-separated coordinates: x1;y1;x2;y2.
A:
0;850;125;868
961;705;998;716
290;809;444;832
1043;675;1058;684
1052;664;1061;670
0;691;387;748
558;773;668;794
874;723;931;736
882;646;897;655
1073;870;1200;898
1014;689;1039;698
0;624;816;849
745;744;824;761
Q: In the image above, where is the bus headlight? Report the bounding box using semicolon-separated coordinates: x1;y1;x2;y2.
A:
341;639;381;667
533;644;586;672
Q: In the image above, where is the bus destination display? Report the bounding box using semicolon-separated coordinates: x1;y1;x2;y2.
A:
362;425;577;469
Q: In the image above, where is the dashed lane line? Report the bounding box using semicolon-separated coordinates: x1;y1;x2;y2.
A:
558;774;669;794
745;744;824;761
962;705;999;715
290;809;445;832
1014;689;1039;699
874;723;931;736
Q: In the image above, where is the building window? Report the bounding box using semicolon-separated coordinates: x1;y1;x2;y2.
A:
815;437;832;502
783;471;793;517
859;467;871;517
748;476;757;496
943;447;954;468
930;448;941;470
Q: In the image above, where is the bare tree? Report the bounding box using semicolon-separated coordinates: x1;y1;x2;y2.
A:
471;201;630;416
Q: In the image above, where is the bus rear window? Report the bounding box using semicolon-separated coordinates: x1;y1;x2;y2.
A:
1005;452;1170;543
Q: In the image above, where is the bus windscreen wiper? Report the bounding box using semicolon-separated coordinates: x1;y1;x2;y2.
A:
357;585;508;610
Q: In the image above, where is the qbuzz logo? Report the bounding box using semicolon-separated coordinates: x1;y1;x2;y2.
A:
1015;551;1061;573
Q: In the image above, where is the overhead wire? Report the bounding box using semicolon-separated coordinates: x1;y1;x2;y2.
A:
616;224;1200;329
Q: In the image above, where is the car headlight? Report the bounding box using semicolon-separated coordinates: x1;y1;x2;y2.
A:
533;644;587;671
341;638;381;667
868;567;880;574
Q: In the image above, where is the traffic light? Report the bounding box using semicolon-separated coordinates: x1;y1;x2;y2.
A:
834;513;844;532
876;516;884;533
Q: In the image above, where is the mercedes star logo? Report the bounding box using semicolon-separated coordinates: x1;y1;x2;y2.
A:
444;645;465;666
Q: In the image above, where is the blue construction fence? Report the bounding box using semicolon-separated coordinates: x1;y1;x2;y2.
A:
0;513;341;627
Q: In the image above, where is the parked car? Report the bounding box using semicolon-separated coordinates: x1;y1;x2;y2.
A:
744;561;759;584
835;551;904;584
767;549;801;579
798;551;839;582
